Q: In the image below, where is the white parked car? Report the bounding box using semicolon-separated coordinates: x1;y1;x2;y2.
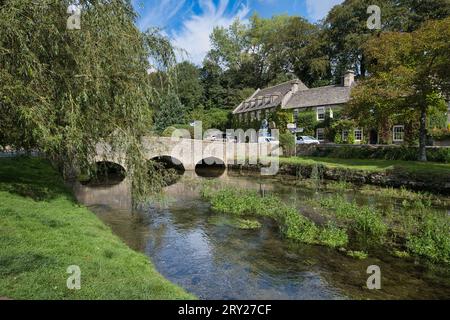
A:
204;136;224;142
258;136;278;144
296;136;320;145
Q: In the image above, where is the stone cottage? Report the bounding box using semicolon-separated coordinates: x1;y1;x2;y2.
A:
233;71;412;144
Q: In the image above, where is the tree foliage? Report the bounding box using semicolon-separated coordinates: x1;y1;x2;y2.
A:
153;92;186;133
173;62;204;112
0;0;177;196
347;17;450;160
323;0;450;78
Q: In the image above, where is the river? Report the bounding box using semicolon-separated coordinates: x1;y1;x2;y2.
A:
73;170;450;300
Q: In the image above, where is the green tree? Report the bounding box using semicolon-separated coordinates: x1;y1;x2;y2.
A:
323;0;399;78
249;14;330;87
398;0;450;31
347;17;450;161
173;62;204;112
189;107;230;131
154;92;187;133
323;0;450;80
0;0;177;195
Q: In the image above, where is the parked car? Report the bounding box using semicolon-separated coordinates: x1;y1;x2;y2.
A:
296;136;320;145
225;136;237;143
204;135;224;142
258;136;278;144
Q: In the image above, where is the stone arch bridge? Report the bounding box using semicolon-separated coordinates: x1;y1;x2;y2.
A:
94;136;279;173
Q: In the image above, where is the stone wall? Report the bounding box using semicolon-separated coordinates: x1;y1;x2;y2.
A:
229;162;450;195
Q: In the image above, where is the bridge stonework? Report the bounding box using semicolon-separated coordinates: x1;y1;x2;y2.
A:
94;137;279;172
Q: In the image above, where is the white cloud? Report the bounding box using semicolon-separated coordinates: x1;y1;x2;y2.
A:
305;0;344;22
171;0;250;65
135;0;187;31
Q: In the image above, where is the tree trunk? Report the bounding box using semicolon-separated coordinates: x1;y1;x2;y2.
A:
418;107;428;162
360;54;366;78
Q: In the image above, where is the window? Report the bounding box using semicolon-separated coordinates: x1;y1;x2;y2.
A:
329;108;334;119
354;129;363;142
317;128;325;141
317;107;326;121
342;130;349;142
257;110;262;121
393;125;405;142
293;109;299;124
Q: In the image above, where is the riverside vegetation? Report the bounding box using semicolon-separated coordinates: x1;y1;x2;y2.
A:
0;157;194;299
201;182;450;265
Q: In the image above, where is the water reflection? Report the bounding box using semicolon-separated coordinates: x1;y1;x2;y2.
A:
73;171;450;300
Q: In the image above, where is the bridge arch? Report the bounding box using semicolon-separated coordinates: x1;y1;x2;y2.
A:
195;157;226;178
149;156;185;186
149;156;185;174
83;161;127;185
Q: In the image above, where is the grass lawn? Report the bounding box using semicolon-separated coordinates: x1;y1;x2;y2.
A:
279;156;450;176
0;157;194;300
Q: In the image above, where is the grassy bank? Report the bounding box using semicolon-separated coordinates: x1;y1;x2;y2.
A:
279;156;450;175
0;157;194;300
233;156;450;194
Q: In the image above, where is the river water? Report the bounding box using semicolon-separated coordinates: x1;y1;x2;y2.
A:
73;170;450;300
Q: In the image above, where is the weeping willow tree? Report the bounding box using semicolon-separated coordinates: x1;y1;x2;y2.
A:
0;0;177;197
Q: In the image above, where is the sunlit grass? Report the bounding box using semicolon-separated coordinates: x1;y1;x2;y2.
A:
279;156;450;175
0;157;194;300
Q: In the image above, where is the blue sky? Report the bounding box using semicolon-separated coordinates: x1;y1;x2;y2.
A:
131;0;343;64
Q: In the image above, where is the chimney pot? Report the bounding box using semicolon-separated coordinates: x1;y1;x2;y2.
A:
343;70;355;87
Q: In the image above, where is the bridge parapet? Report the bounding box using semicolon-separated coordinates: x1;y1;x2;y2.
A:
95;136;280;172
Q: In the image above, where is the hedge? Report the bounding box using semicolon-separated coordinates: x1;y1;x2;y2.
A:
309;145;450;163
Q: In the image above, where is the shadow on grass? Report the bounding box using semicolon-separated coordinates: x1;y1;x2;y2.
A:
0;156;69;202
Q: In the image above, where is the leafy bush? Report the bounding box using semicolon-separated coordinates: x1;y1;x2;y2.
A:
278;207;320;244
279;133;296;156
319;195;388;243
406;214;450;264
430;128;450;141
318;222;349;248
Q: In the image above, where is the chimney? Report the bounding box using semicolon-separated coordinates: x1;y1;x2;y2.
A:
343;70;355;87
292;81;299;93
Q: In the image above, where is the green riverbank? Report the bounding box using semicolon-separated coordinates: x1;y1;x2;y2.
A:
0;157;194;300
230;156;450;194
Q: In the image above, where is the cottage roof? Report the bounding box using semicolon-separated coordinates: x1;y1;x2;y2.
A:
285;85;352;109
233;78;354;115
233;79;308;114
